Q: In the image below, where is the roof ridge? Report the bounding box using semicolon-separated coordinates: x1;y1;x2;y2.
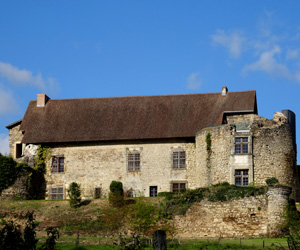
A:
31;90;256;102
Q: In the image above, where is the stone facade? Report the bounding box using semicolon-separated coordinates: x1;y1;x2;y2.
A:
5;110;299;200
175;186;289;238
46;140;196;199
195;112;299;200
7;123;24;162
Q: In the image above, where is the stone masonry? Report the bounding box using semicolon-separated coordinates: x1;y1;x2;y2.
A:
175;186;289;238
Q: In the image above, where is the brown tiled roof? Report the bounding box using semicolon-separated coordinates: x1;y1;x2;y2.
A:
19;90;257;143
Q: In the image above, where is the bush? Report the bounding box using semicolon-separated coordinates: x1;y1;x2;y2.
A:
160;183;267;218
109;181;124;207
266;177;279;186
68;182;81;208
0;155;22;195
0;211;59;250
109;181;124;196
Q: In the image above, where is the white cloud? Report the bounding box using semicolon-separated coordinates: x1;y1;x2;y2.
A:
0;86;19;115
0;133;9;156
0;62;60;93
187;72;202;90
242;46;293;80
286;48;299;60
211;30;245;58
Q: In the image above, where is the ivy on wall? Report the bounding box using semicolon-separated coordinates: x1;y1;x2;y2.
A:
26;146;51;200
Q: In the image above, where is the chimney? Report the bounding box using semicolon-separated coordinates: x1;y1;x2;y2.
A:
222;86;228;96
37;94;50;107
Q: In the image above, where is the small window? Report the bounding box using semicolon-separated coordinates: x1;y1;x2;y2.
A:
128;153;140;171
15;143;23;158
50;187;64;199
235;137;248;154
172;183;186;192
149;186;158;197
173;151;186;169
235;170;249;186
52;156;64;173
94;188;102;199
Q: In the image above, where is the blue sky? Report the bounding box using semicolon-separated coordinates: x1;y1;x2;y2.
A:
1;1;300;160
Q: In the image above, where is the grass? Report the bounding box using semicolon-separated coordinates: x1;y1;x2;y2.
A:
35;236;289;250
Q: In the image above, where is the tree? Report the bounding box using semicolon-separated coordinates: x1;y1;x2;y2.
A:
126;198;159;245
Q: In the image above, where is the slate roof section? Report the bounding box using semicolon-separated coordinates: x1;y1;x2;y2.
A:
6;119;22;129
19;90;257;144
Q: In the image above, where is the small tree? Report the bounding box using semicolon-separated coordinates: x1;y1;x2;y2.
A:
109;181;124;207
126;198;159;245
68;182;81;208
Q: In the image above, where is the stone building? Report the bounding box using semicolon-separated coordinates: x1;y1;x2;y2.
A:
6;87;300;200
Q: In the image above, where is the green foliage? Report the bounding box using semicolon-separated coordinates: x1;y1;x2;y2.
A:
0;211;58;250
68;182;81;208
27;146;51;200
127;199;159;237
39;227;59;250
109;181;124;207
206;133;212;151
160;183;267;218
0;155;22;195
109;181;124;196
207;183;266;202
266;177;279;186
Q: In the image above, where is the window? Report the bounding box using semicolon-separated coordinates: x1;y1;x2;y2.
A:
94;188;102;199
172;182;186;192
149;186;158;197
15;143;23;158
173;151;186;169
51;156;64;173
235;170;249;186
128;153;140;171
235;137;248;154
50;187;64;199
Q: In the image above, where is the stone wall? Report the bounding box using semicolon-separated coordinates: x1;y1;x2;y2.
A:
175;186;289;238
195;125;233;187
7;124;24;161
251;114;300;200
45;139;196;198
0;175;28;201
195;112;299;200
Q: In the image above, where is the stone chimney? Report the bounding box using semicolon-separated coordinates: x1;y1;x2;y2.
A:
37;94;50;107
222;86;228;96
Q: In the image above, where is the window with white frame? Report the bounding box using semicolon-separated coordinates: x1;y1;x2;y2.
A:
173;151;186;169
128;152;140;171
50;186;64;199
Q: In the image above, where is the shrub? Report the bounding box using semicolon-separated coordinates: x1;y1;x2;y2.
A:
68;182;81;208
0;211;59;250
109;181;124;207
109;181;124;196
160;183;267;218
0;155;22;195
266;177;279;186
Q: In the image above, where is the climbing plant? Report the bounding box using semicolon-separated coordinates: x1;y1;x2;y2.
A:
27;145;51;200
206;133;212;152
